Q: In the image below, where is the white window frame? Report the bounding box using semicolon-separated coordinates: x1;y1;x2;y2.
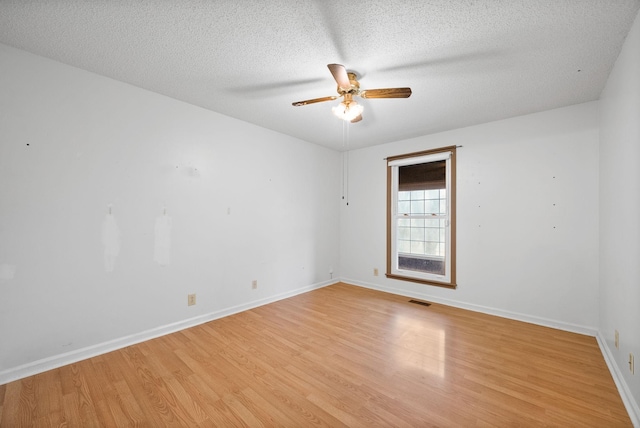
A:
387;146;456;288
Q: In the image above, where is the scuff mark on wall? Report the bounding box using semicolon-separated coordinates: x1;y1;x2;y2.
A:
101;206;121;273
0;264;16;282
154;209;172;266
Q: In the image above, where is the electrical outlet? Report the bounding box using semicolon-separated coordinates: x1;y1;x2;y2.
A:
188;294;196;306
630;353;635;374
615;330;619;349
373;268;379;276
252;280;258;289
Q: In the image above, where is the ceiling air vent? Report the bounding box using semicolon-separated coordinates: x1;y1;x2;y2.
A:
408;299;431;307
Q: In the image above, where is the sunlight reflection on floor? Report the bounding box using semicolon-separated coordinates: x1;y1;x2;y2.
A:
393;314;446;378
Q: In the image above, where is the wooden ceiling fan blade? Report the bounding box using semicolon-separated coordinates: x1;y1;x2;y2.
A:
292;95;338;106
351;114;363;123
360;87;412;99
327;64;351;90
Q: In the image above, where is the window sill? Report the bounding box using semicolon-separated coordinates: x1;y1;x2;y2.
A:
385;273;457;289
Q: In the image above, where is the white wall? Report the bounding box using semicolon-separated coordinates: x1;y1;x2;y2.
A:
599;9;640;420
0;44;341;382
341;102;600;332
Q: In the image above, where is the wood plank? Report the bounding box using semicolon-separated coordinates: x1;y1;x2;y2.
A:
0;382;21;427
0;384;5;423
0;282;633;426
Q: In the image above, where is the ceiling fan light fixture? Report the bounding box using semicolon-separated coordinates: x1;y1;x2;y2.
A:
332;100;364;121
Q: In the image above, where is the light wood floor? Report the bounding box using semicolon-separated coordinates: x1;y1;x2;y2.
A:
0;282;632;427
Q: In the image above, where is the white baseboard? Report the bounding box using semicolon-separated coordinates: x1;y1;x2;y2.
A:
0;279;337;386
342;277;598;336
596;332;640;428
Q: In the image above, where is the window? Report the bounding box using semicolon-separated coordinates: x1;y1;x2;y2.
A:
387;146;456;288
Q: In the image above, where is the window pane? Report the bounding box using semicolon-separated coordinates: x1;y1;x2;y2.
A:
410;190;424;200
411;227;425;241
439;199;447;214
425;200;439;214
410;218;425;228
410;200;425;214
425;242;439;255
425;219;439;228
398;201;410;214
398;240;411;253
425;228;439;242
398;227;411;240
425;189;440;199
410;241;425;254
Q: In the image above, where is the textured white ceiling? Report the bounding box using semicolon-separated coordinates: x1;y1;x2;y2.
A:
1;1;639;151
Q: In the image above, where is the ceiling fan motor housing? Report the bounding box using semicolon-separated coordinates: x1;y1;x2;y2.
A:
338;72;361;95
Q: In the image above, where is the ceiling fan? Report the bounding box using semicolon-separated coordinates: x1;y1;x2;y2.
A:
292;64;412;123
